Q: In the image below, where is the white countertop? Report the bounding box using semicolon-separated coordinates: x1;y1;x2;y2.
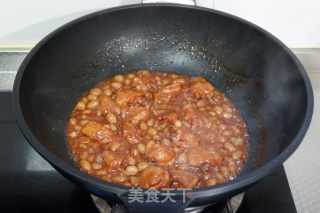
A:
284;49;320;213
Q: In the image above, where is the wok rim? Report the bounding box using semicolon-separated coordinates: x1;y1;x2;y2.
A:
13;3;314;199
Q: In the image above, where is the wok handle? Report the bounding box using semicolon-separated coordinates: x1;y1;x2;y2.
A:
141;0;196;6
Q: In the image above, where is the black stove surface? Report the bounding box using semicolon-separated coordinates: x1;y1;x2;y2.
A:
0;92;297;213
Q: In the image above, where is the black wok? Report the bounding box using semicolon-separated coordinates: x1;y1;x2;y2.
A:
13;4;313;213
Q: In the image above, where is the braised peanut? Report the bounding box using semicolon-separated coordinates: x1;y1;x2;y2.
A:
67;71;248;189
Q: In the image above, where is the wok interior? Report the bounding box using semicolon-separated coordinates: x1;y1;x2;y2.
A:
19;6;308;181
